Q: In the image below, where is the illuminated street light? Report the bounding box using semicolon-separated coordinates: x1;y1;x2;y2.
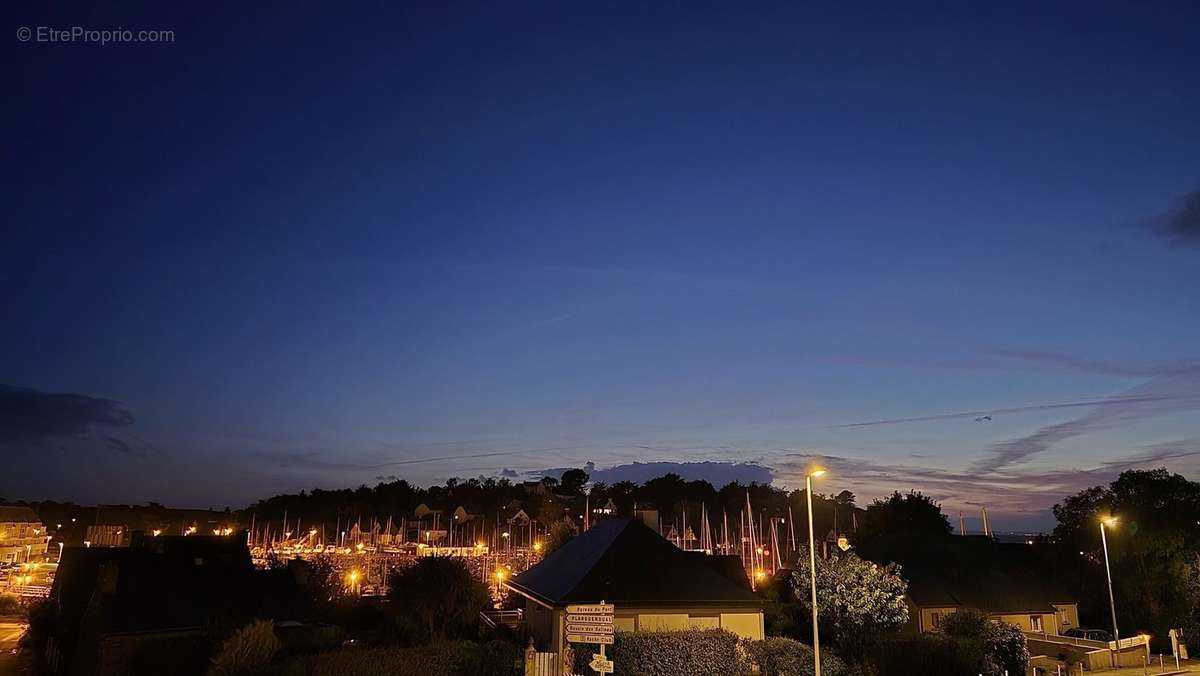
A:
533;542;542;552
152;529;162;537
1099;516;1120;642
807;468;826;676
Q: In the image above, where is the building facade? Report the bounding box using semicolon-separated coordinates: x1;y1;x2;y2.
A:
0;505;49;564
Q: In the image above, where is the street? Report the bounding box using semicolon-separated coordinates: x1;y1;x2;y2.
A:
0;620;27;676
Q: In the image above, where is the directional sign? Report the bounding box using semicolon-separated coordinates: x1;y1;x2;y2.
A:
567;632;614;645
566;614;614;626
567;603;614;615
567;623;614;635
589;654;614;674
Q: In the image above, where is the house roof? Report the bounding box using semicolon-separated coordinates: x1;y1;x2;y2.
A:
507;518;761;609
856;535;1072;614
0;505;40;523
51;533;308;637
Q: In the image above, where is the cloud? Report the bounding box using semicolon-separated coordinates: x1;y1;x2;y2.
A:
530;460;774;487
973;363;1200;473
102;436;148;460
0;384;134;446
1158;190;1200;245
775;441;1200;516
500;468;519;478
985;348;1186;378
374;474;400;482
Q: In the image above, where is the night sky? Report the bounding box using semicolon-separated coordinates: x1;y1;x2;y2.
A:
5;2;1199;530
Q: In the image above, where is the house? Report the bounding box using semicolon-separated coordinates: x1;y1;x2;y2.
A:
42;531;309;675
857;535;1079;635
0;505;49;564
83;525;130;548
632;502;659;533
506;517;764;655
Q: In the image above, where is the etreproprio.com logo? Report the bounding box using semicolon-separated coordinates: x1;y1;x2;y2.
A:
17;26;175;45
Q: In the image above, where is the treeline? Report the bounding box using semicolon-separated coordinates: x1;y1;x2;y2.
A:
244;470;871;539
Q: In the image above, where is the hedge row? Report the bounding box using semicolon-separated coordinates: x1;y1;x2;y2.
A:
571;630;843;676
280;640;516;676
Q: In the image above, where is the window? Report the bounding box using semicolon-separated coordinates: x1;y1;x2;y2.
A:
930;612;943;630
1030;615;1043;632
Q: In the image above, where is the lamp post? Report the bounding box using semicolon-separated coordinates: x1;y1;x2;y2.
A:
1099;517;1120;642
806;469;826;676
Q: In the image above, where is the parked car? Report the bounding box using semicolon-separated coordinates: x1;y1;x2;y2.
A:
1062;628;1114;642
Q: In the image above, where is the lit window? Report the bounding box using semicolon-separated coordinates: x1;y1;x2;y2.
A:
1030;615;1043;632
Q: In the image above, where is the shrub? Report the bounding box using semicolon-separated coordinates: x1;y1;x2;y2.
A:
0;593;21;615
586;629;745;675
209;619;282;676
942;609;1029;676
743;636;845;676
280;640;515;676
865;634;982;676
387;556;489;644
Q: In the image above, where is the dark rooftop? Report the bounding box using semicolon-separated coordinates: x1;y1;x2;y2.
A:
856;534;1072;614
507;518;761;609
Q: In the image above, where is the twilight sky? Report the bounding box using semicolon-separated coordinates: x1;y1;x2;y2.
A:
4;2;1199;530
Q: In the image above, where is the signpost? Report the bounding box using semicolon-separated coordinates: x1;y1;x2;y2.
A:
566;602;615;674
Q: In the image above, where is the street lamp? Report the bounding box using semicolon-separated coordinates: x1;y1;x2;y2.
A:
1099;516;1120;642
806;469;826;676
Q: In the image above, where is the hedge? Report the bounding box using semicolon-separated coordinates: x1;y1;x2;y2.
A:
743;637;845;676
280;640;516;676
571;629;744;675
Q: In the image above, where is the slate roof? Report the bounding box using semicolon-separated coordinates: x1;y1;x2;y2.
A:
0;505;40;523
507;518;761;609
856;535;1072;614
51;533;308;636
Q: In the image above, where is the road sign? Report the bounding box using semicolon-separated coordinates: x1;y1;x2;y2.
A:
567;603;614;615
589;654;615;674
567;623;614;634
567;632;614;645
566;614;614;625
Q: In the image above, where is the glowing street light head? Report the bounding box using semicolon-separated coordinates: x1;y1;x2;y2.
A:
754;569;766;580
495;569;506;580
533;542;542;552
809;469;827;478
1102;516;1118;527
152;529;162;537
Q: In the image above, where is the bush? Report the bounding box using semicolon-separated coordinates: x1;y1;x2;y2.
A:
281;640;515;676
942;609;1029;676
743;637;845;676
209;620;282;676
581;629;745;675
387;556;489;644
865;634;982;676
0;593;21;615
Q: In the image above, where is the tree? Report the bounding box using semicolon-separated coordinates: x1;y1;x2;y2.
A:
387;556;489;643
942;608;1029;676
857;491;951;541
543;520;576;555
1051;468;1200;649
560;468;590;495
792;549;908;660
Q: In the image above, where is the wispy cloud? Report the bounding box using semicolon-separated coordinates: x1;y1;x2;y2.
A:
972;358;1200;473
1157;189;1200;245
776;441;1200;515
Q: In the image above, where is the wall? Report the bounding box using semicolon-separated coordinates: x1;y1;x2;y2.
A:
1052;603;1078;632
994;612;1058;634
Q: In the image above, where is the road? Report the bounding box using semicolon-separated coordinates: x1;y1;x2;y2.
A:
0;620;27;676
